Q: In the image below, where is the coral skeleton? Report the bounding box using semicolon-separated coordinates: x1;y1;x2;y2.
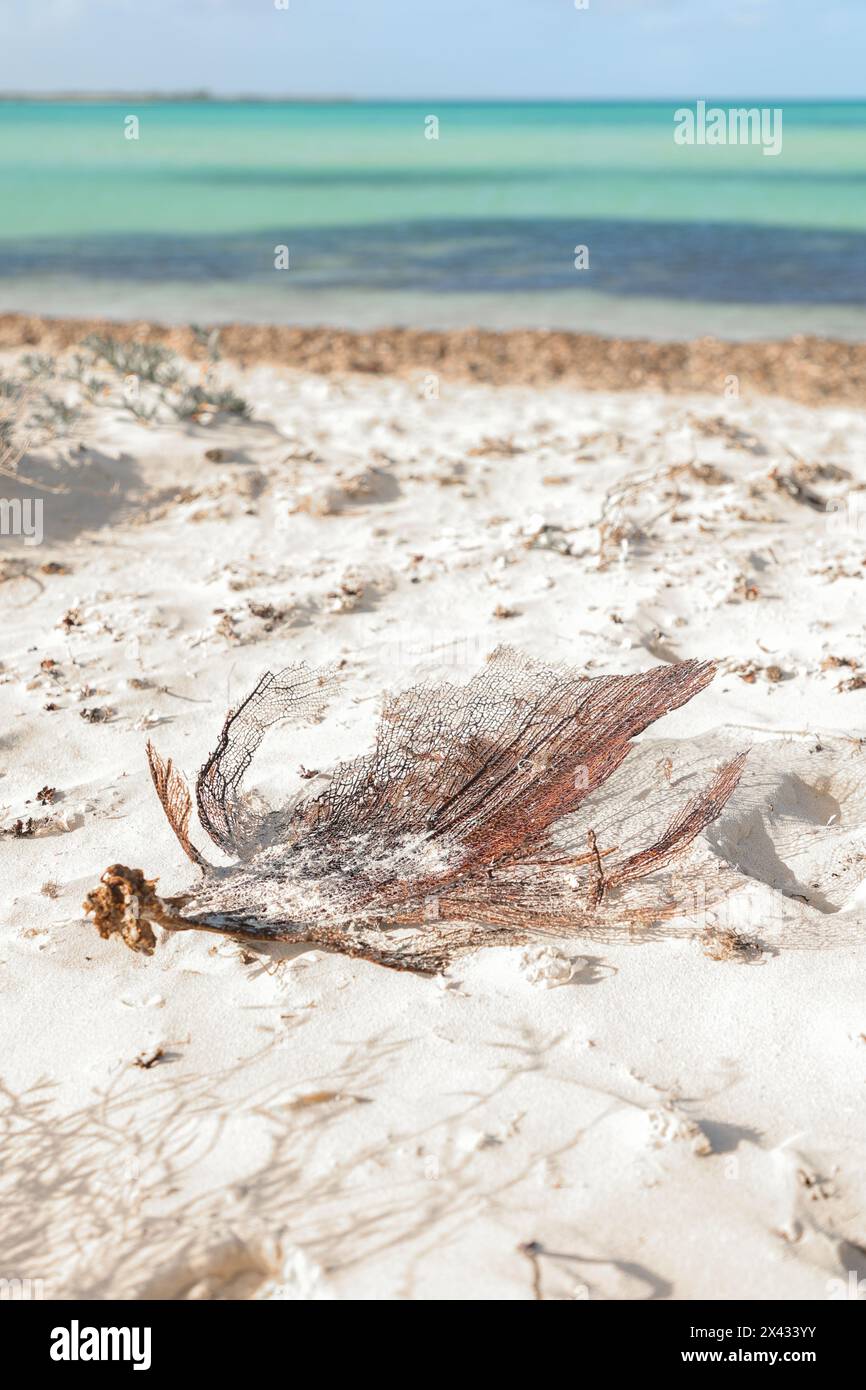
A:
84;649;746;973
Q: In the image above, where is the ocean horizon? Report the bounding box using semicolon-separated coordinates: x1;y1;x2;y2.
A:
2;98;865;338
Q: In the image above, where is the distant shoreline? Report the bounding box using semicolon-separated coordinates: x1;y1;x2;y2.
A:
1;94;862;105
2;312;864;406
0;92;356;105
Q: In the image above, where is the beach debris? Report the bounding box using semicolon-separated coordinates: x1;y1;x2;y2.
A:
133;1043;165;1070
821;655;858;672
325;572;366;613
294;465;396;516
727;659;787;685
596;461;698;569
245;599;289;629
702;926;763;962
811;561;866;582
84;650;746;974
729;574;760;603
2;817;36;838
80;706;114;723
85;867;169;954
0;558;36;590
686;414;763;455
518;944;582;987
325;565;392;615
525;522;574;556
468;435;524;457
132;710;169;732
59;607;82;631
818;656;866;691
687;460;731;486
645;1105;712;1155
285;1090;370;1110
769;464;829;512
576;428;628;458
1;805;82;837
435;461;467;488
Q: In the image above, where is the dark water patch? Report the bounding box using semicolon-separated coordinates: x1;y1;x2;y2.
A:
2;218;865;305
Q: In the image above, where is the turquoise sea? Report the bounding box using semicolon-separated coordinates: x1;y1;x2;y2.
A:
1;100;865;338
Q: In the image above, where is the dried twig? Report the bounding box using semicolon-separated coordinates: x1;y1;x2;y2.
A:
769;465;829;513
596;461;696;568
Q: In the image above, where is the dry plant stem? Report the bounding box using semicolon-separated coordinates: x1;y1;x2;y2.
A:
0;459;70;495
597;460;694;568
0;384;70;494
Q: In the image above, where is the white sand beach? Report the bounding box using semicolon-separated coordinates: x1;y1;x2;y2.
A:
2;332;866;1300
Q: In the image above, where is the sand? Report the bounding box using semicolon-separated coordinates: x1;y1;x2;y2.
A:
1;326;865;1301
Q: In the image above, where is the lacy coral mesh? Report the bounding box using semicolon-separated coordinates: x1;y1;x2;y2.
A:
95;647;746;973
195;663;335;855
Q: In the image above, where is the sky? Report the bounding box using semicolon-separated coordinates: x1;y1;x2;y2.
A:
1;0;863;100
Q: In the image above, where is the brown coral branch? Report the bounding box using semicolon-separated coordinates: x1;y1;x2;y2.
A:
607;752;748;891
84;650;747;973
585;829;608;907
146;743;210;869
81;868;514;975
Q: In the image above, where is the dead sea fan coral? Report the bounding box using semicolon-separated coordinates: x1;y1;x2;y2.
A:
85;649;746;973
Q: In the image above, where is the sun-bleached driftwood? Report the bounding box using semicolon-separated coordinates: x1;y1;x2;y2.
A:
84;648;746;974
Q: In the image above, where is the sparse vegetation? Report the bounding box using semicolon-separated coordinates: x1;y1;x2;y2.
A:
19;353;58;381
79;334;250;425
29;396;81;434
172;382;250;421
83;335;181;386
